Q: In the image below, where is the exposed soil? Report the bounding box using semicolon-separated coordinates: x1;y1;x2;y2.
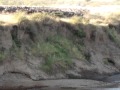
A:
0;5;120;89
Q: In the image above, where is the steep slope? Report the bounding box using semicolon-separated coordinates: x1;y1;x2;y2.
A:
0;12;120;83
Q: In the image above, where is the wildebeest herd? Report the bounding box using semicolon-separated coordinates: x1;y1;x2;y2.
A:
0;5;89;17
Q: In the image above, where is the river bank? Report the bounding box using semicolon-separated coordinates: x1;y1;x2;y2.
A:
0;79;120;90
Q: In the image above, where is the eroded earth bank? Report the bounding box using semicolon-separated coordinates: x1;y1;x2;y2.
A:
0;6;120;89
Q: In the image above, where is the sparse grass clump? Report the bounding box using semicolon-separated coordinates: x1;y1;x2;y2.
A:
32;41;72;72
107;28;120;47
0;51;6;62
32;35;85;73
76;28;86;38
69;16;89;24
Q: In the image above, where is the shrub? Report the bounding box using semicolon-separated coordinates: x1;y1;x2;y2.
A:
77;28;86;38
107;28;120;47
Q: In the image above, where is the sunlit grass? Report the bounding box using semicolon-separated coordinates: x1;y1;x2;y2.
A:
0;12;27;25
0;8;119;26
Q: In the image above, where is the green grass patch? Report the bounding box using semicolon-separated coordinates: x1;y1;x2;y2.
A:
107;28;120;47
32;35;84;73
0;51;6;62
76;28;86;38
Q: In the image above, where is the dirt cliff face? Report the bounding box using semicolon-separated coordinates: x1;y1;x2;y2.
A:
0;12;120;82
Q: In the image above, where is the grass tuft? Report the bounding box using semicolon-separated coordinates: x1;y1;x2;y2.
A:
107;28;120;47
